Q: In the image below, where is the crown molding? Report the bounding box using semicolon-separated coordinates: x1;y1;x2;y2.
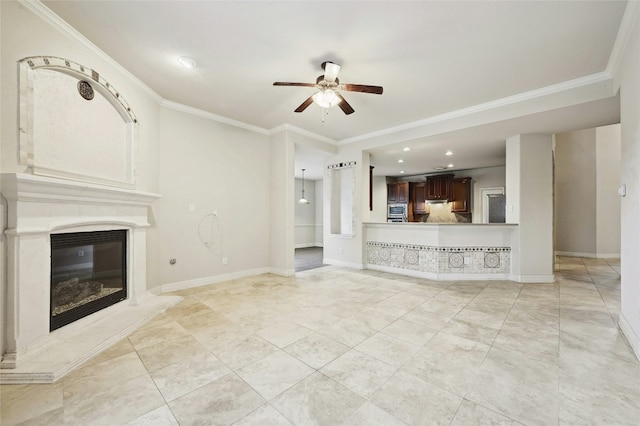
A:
160;100;270;135
338;71;615;146
269;124;337;145
20;0;163;104
608;0;640;91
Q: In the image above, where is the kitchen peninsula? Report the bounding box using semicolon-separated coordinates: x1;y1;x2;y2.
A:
363;222;517;280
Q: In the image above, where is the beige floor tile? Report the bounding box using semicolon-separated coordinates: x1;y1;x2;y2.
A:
284;332;349;369
380;318;438;346
127;319;191;350
450;399;521;425
354;333;421;368
151;351;231;401
0;383;64;425
341;401;408;426
236;350;314;400
559;380;640;426
481;346;559;392
466;370;558;426
318;317;377;347
63;374;165;425
136;334;208;372
61;351;148;395
256;322;314;348
402;353;481;397
214;334;280;370
169;373;265;425
4;257;637;425
371;370;462;425
439;318;499;345
321;349;397;398
270;372;365;426
126;405;179;425
419;331;491;366
233;404;293;425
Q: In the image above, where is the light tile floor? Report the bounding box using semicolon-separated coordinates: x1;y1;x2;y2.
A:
1;257;639;425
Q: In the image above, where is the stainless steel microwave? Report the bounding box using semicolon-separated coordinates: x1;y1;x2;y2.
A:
387;203;408;218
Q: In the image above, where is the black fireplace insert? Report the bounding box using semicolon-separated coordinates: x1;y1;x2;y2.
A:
50;230;127;331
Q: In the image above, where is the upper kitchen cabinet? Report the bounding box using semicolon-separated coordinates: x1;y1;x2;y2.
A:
412;182;429;214
426;174;454;201
451;177;471;213
388;181;409;203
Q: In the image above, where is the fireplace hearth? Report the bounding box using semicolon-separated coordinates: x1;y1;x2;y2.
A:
50;230;127;331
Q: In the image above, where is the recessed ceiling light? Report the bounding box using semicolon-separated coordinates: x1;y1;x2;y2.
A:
445;150;453;156
398;159;404;163
403;147;411;152
434;166;446;170
177;56;197;69
447;163;454;168
400;170;405;174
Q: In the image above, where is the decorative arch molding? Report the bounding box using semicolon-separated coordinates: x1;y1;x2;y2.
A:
18;56;138;188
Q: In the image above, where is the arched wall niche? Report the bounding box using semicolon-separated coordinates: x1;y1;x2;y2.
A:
18;56;138;188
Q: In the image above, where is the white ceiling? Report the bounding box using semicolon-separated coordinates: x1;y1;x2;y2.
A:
43;1;627;181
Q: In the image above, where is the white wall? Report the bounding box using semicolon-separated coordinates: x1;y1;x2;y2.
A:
506;134;555;282
554;124;621;258
595;124;622;257
314;180;324;246
269;131;295;276
554;129;598;255
370;175;388;223
465;166;506;222
619;9;640;359
146;107;271;289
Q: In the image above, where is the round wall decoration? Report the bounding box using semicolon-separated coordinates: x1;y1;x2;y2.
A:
77;80;94;100
379;247;391;261
485;252;500;268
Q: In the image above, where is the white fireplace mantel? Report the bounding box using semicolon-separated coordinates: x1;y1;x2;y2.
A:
1;173;178;383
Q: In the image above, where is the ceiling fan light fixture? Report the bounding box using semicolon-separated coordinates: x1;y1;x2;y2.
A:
312;89;341;108
177;56;197;69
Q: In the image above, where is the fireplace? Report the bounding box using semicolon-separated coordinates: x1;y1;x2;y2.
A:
1;173;164;375
50;230;127;331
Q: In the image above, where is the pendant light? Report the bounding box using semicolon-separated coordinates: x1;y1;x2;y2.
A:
298;168;310;204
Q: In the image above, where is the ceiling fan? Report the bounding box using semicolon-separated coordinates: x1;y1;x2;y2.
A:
273;61;383;115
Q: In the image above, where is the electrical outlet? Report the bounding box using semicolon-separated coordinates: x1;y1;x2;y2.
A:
77;250;84;257
188;204;195;213
212;210;218;217
464;256;471;265
222;257;228;265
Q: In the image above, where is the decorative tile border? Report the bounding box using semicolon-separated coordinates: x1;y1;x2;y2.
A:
327;161;356;169
366;241;511;275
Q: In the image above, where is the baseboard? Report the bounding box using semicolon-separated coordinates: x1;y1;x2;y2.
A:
510;274;555;283
268;267;296;277
619;313;640;362
295;243;316;249
323;258;364;270
555;251;620;259
161;267;270;293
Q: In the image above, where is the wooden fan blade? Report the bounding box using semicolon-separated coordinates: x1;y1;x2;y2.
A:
294;96;314;113
322;61;341;83
341;84;383;95
273;82;316;87
335;92;355;115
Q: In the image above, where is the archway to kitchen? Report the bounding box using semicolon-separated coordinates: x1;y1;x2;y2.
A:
294;143;333;272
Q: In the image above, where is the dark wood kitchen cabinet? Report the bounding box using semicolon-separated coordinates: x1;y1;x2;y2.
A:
387;182;409;203
426;174;453;201
412;182;428;214
451;177;471;213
